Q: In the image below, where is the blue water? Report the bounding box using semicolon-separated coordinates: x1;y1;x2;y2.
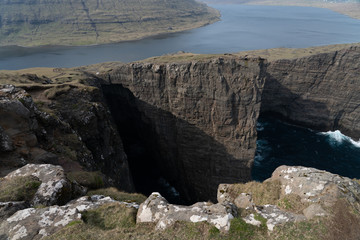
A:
252;116;360;181
1;4;360;69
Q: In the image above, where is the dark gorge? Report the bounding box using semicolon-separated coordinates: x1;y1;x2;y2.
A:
100;46;360;203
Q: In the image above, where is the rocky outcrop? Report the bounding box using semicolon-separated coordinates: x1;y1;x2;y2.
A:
270;165;360;207
263;46;360;139
0;84;133;192
136;192;237;231
4;164;85;206
0;195;139;240
217;165;360;231
104;57;267;202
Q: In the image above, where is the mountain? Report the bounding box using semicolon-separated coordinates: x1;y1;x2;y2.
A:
0;0;220;46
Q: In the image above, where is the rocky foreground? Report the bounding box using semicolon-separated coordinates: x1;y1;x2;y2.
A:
0;164;359;239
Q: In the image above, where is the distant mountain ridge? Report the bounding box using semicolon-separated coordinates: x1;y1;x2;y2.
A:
0;0;220;46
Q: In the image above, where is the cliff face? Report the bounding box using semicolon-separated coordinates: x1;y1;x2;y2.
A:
0;82;134;192
104;57;266;202
263;46;360;139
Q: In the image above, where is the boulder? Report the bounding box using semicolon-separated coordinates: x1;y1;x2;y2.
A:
270;165;360;206
0;195;139;240
4;164;86;206
136;192;237;232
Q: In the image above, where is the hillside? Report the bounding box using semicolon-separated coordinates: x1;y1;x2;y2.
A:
0;0;220;47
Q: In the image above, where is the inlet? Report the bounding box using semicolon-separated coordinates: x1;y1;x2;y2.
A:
252;113;360;181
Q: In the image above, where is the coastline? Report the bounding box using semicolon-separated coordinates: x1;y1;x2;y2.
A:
0;3;220;48
202;0;360;20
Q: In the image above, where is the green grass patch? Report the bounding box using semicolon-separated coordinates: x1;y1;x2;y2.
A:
67;171;104;190
0;175;41;202
229;180;281;206
87;187;146;204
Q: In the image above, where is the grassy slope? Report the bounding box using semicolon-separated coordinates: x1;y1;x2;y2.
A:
202;0;360;19
0;0;220;47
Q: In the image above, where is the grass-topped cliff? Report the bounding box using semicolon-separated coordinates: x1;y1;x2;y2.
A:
0;0;220;47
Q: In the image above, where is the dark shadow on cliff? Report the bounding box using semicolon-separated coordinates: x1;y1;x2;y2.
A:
102;84;251;204
260;74;331;132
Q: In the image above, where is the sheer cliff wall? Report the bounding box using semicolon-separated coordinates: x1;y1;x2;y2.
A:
103;57;267;202
101;46;360;202
263;46;360;139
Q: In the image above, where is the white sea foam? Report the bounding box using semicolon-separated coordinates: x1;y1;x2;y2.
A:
319;130;360;148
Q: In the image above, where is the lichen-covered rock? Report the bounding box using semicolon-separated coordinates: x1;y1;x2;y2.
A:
136;192;237;232
4;164;85;206
0;195;139;240
270;165;360;207
251;205;306;231
218;165;360;232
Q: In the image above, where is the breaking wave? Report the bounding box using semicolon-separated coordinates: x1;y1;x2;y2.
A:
319;130;360;148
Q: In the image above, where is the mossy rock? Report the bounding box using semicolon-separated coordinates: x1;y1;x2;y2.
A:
0;175;41;202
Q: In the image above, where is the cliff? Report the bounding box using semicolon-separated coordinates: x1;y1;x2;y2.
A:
0;0;220;46
104;57;267;202
0;74;134;192
262;46;360;139
100;45;360;202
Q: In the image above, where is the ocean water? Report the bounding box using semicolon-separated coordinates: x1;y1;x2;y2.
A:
1;4;360;69
252;115;360;181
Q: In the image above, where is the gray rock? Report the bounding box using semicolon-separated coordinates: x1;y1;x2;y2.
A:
248;205;306;231
234;193;254;209
137;192;237;232
270;165;360;207
303;204;328;220
4;164;85;206
0;202;28;222
0;195;139;240
0;126;14;152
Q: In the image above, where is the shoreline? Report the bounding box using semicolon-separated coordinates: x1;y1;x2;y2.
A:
203;0;360;20
0;18;220;49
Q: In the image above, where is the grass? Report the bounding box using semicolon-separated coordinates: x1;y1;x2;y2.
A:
67;171;104;190
0;175;41;202
86;187;147;204
136;42;360;65
228;180;282;206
